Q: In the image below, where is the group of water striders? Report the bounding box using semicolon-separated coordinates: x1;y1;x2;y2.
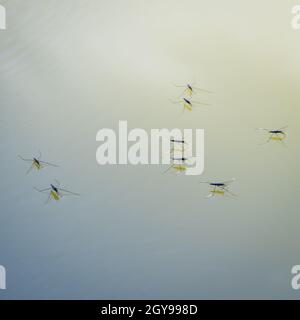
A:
166;82;287;198
18;81;287;202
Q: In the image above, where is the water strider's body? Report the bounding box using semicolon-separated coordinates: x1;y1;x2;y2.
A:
169;165;187;173
170;139;187;144
268;130;286;141
209;182;228;187
164;156;189;175
33;158;42;170
35;181;79;204
269;130;285;135
200;179;236;198
173;82;212;97
171;157;188;162
19;151;58;174
183;98;193;111
186;84;193;96
171;97;210;112
170;138;188;155
257;126;287;144
210;189;225;196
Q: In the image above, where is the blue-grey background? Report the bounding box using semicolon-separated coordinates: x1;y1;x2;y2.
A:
0;0;299;299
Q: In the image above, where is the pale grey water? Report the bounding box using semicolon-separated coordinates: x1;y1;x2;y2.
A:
0;0;300;299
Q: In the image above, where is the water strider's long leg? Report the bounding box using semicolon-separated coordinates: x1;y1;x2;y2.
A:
18;155;32;162
170;99;182;104
163;164;173;174
260;134;274;145
44;193;52;205
220;179;236;185
221;186;237;197
191;101;211;106
193;87;212;93
57;188;80;196
34;187;51;193
39;160;59;167
278;125;288;131
54;180;61;187
206;187;216;198
26;163;34;174
280;140;288;148
177;88;191;98
275;134;288;148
